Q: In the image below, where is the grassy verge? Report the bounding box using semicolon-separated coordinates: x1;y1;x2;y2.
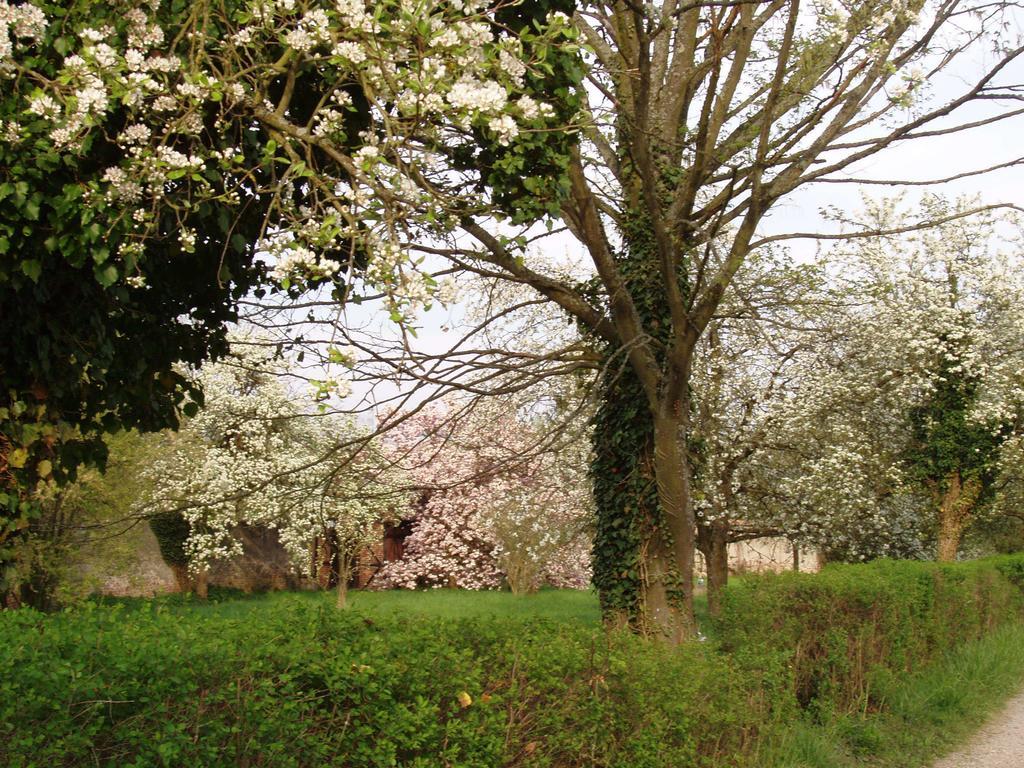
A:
761;620;1024;767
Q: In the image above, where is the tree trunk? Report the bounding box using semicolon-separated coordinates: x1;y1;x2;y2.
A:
936;471;981;562
169;563;190;593
936;518;962;562
590;370;658;631
194;570;208;599
792;541;800;572
639;540;680;639
336;553;350;609
590;368;697;642
649;413;696;642
3;585;21;610
697;520;729;618
707;525;729;618
317;531;339;589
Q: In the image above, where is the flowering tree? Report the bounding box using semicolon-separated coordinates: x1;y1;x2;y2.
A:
765;200;1024;562
141;340;395;606
682;201;1024;611
683;248;833;614
685;246;919;595
4;0;1024;639
0;0;579;592
374;401;591;592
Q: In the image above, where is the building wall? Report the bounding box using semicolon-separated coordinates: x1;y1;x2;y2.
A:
695;537;820;577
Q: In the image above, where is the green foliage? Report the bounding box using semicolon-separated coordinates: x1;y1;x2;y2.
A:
904;348;1004;503
0;0;270;558
3;430;169;608
4;557;1024;766
471;0;584;223
717;557;1024;715
0;598;770;768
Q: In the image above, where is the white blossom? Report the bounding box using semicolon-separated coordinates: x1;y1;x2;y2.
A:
446;77;507;113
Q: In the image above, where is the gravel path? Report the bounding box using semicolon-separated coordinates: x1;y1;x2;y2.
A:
932;690;1024;768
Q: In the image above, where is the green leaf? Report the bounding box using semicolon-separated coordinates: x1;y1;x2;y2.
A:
21;259;42;282
94;263;119;287
24;198;41;221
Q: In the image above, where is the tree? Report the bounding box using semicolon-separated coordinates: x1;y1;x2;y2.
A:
0;0;271;597
7;0;1024;639
375;401;591;592
766;200;1024;562
688;248;828;615
140;339;394;606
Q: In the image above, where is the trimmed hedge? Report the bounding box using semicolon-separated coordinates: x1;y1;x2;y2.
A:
2;555;1024;767
717;556;1024;716
0;603;775;768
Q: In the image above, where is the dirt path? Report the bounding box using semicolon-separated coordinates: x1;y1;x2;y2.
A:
931;689;1024;768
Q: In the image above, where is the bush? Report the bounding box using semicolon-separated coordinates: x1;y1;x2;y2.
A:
716;555;1024;716
2;555;1024;767
0;601;778;768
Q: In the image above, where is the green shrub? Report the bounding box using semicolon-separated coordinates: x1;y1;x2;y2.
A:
716;555;1024;716
3;555;1024;767
0;601;778;768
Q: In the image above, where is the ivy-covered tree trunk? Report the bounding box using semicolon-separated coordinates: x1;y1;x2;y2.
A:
591;370;658;631
590;368;696;641
908;350;1002;563
149;511;191;594
586;205;701;641
935;471;982;562
652;411;697;639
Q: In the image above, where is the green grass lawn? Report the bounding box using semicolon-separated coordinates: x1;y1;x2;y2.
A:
99;584;720;633
99;585;606;624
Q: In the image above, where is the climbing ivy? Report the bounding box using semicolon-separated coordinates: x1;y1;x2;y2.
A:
589;367;659;626
588;212;690;630
905;341;1006;515
148;511;191;571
